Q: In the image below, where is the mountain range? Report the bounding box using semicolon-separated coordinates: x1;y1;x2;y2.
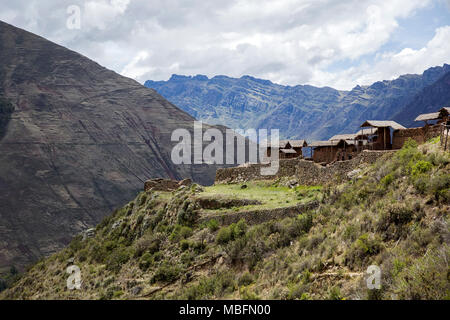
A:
0;21;232;271
145;65;450;140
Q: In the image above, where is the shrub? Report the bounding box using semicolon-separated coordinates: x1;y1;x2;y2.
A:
346;233;382;266
380;174;394;187
238;272;254;287
139;193;147;206
428;173;450;202
151;262;181;284
234;219;248;238
205;219;219;232
411;160;432;176
139;253;153;271
134;236;161;257
393;246;449;299
216;226;234;245
106;247;131;272
239;286;260;300
180;277;216;299
169;225;193;242
287;283;308;300
180;239;190;251
177;200;197;226
388;204;414;225
216;219;248;245
328;286;343;300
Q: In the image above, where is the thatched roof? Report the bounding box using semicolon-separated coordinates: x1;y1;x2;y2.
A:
360;120;406;130
414;112;441;122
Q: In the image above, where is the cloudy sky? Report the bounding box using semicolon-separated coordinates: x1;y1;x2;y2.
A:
1;0;450;90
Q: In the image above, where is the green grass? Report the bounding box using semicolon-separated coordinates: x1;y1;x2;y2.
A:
198;181;321;213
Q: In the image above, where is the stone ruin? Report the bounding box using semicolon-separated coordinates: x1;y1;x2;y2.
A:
144;178;192;192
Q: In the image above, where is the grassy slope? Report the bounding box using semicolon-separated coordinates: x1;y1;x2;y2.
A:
1;139;449;300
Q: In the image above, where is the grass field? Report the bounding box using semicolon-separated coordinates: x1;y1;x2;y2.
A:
198;181;322;213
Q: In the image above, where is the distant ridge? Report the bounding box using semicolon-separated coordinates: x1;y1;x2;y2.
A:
145;64;450;140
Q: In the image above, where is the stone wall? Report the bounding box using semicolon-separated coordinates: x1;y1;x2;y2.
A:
144;178;191;192
392;125;441;149
198;201;319;226
215;150;395;186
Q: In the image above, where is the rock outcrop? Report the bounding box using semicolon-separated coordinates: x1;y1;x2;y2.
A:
144;178;192;192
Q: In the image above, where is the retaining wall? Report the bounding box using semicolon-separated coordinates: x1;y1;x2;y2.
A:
215;150;395;185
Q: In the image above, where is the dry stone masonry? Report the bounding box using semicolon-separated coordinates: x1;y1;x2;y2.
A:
215;150;395;185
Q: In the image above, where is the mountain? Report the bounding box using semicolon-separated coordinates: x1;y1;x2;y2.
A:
0;21;232;272
145;65;450;140
393;70;450;127
2;140;448;299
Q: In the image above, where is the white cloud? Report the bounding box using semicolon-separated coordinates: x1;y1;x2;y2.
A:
0;0;448;90
83;0;130;30
121;51;154;79
310;25;450;89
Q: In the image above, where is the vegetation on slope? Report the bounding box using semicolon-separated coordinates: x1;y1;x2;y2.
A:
0;95;14;140
1;139;449;300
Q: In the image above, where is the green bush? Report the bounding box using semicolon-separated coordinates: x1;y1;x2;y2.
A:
139;252;153;271
216;219;248;245
428;173;450;202
206;219;219;232
411;160;432;176
106;247;131;272
380;174;394;187
134;236;161;257
180;239;190;251
388;204;414;225
328;286;343;300
216;227;234;245
238;272;254;287
151;262;181;284
346;233;382;266
177;200;197;226
393;246;449;299
169;225;193;242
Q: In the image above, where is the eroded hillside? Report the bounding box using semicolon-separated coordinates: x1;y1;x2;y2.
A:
2;139;449;300
0;21;234;271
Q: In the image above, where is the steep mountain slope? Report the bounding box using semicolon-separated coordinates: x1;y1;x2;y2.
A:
393;70;450;127
145;65;450;140
2;140;448;299
0;21;230;272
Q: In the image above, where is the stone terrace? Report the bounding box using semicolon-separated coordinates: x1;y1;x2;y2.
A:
215;150;395;186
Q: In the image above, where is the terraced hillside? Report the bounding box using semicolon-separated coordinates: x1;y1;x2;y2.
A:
2;139;449;299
